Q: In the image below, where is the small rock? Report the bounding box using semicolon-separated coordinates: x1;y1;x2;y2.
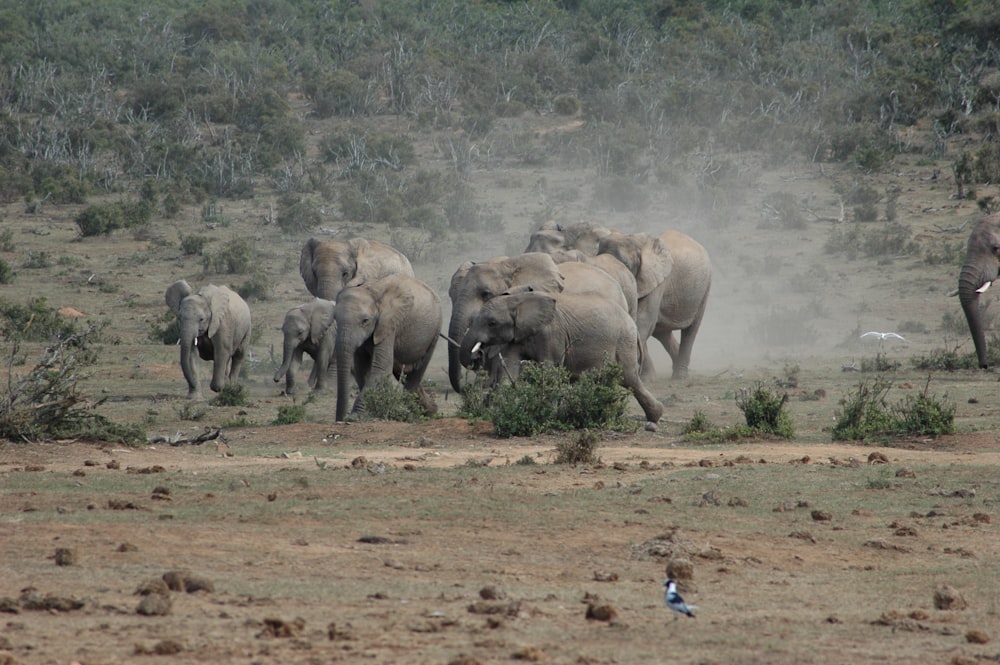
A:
965;629;990;644
136;593;172;616
134;578;170;596
479;585;506;600
811;510;832;521
585;602;617;621
258;616;306;638
933;584;968;610
895;467;916;478
868;451;890;464
666;558;694;582
117;542;138;552
644;421;657;432
54;548;78;566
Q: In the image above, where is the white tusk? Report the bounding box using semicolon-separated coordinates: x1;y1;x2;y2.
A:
471;341;482;355
193;337;198;346
977;281;992;294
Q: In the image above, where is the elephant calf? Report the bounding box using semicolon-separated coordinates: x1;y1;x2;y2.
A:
273;298;337;394
459;290;664;424
165;279;251;399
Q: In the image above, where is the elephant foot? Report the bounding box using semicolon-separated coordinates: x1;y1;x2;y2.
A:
416;388;438;417
671;368;689;380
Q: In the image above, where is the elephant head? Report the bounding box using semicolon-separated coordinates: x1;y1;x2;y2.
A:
524;221;613;255
165;279;249;398
459;291;557;368
299;237;414;300
273;298;337;393
597;231;673;298
447;253;565;392
958;214;1000;368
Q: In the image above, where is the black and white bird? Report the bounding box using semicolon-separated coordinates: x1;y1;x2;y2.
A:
664;579;696;619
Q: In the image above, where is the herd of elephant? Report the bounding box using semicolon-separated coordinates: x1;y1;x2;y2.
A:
163;221;713;424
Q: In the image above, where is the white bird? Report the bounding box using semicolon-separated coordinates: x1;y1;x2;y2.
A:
860;331;907;343
664;579;696;619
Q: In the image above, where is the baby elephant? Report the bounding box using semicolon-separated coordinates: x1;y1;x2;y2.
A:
459;290;663;424
333;274;442;422
273;298;337;394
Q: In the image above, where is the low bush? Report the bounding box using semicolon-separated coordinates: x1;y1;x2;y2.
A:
832;377;954;441
273;403;306;425
736;383;794;438
554;430;600;465
360;376;424;423
212;384;248;407
0;259;13;284
481;362;637;438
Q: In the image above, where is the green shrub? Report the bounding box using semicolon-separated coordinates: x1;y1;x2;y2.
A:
682;410;715;435
212;384;248;407
0;297;78;342
76;204;123;236
203;237;257;274
236;270;272;302
736;383;794;438
553;94;581;116
273;403;306;425
832;377;954;441
360;376;424;423
180;234;210;256
486;362;635;438
554;430;600;465
0;259;13;284
277;195;321;233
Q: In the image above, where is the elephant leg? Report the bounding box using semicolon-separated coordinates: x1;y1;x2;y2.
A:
639;337;657;379
350;348;374;415
403;348;437;417
210;351;231;393
623;368;663;423
229;349;246;386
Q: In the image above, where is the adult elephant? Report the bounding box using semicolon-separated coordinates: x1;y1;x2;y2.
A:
165;280;251;399
446;252;628;392
458;290;663;424
273;298;337;394
525;221;613;255
957;214;1000;368
299;237;414;300
598;230;712;380
547;248;638;321
334;275;441;422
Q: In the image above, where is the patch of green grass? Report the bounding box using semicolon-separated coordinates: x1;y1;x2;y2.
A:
273;403;306;425
736;383;794;438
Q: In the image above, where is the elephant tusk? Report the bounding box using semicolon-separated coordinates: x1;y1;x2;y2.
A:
946;288;959;297
471;341;482;355
977;281;992;294
193;337;198;347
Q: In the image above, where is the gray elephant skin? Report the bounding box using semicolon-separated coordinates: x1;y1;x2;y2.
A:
334;274;441;422
273;298;337;394
958;213;1000;368
547;248;639;321
446;252;627;392
300;236;414;300
458;290;664;423
529;222;711;379
165;279;252;399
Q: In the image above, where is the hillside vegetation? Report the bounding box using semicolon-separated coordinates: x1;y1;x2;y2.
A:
1;0;999;229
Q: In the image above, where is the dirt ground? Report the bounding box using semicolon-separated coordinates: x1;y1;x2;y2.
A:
3;108;1000;663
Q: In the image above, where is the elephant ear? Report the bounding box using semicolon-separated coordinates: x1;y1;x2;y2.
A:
449;261;475;301
511;292;557;342
510;253;565;293
308;298;337;345
567;222;612;255
165;279;193;316
299;237;321;296
635;236;673;297
373;280;415;346
202;285;231;339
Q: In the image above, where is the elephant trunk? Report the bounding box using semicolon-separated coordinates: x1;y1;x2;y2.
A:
273;336;298;388
335;343;353;422
959;263;993;368
448;310;470;393
458;331;484;369
179;329;200;397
